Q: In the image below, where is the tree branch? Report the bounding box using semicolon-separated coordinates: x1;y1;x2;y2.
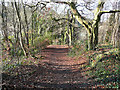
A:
24;2;47;13
101;10;120;14
92;0;105;27
51;16;81;28
24;2;46;8
42;1;68;4
93;10;120;26
69;2;92;33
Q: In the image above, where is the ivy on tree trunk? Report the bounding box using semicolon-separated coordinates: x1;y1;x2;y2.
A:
68;1;120;50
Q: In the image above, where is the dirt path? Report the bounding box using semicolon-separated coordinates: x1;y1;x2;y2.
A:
35;45;91;88
3;45;92;89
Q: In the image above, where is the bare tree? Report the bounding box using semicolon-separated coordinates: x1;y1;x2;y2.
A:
14;2;27;56
45;0;120;50
23;3;29;49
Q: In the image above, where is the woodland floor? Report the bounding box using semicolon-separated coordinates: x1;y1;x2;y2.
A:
2;45;96;89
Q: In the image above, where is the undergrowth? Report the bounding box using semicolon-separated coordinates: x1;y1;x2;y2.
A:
85;44;120;88
2;56;40;73
68;40;88;57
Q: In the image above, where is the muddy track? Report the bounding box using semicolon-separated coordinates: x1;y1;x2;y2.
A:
3;45;92;89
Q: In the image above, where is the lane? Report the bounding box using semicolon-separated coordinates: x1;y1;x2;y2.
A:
37;45;90;88
2;45;92;89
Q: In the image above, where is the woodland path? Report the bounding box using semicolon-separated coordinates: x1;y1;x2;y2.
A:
3;45;93;89
34;45;92;88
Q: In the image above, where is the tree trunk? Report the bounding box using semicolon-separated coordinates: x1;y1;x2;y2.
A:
112;13;120;48
31;12;34;46
11;2;17;57
67;10;71;46
1;1;12;55
14;2;27;57
88;33;93;50
70;2;99;50
87;26;98;50
93;25;99;49
23;4;29;48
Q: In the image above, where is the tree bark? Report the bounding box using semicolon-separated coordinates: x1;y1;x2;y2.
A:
112;13;120;48
69;1;119;50
42;1;120;50
1;1;12;54
23;4;29;48
14;2;27;57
